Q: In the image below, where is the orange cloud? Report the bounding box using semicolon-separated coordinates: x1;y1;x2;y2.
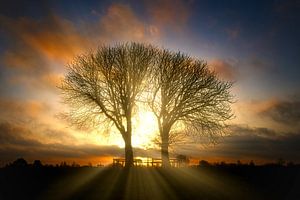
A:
0;98;50;122
0;122;124;166
209;59;238;80
0;2;188;166
1;3;162;73
0;2;165;99
246;99;279;114
259;100;300;127
230;98;299;132
2;48;45;71
98;3;160;42
6;72;62;93
1;15;90;63
146;0;191;30
0;97;84;145
41;73;63;89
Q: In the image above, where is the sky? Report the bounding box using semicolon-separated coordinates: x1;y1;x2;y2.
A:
0;0;299;166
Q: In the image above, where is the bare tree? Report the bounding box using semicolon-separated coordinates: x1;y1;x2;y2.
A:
60;43;156;167
148;50;234;167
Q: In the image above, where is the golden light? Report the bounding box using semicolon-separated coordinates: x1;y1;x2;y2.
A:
103;108;159;149
132;110;158;148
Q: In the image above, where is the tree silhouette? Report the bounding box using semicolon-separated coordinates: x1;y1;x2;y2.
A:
11;158;28;167
148;49;234;166
33;160;43;168
60;43;156;167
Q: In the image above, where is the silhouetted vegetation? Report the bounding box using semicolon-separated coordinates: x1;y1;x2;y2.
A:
60;43;156;167
60;42;234;167
0;158;299;199
148;49;234;167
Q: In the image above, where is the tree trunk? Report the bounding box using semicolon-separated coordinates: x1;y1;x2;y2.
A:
161;129;171;167
124;106;134;168
121;131;134;167
124;138;134;168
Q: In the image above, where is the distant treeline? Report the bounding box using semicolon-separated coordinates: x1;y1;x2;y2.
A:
2;157;299;169
1;158;300;200
198;158;298;168
3;158;104;168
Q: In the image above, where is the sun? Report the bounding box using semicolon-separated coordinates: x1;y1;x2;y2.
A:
131;110;158;148
104;109;158;149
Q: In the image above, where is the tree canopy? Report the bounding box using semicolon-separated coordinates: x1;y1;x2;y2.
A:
148;49;234;166
60;42;234;167
60;43;156;167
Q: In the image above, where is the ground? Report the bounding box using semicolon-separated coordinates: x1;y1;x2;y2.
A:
0;165;299;200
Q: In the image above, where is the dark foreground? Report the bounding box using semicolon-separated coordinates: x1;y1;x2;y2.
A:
0;165;299;200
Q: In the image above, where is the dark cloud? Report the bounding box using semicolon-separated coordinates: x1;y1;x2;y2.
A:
249;57;272;71
0;123;41;147
221;127;300;161
260;100;300;126
0;122;159;166
188;125;300;162
0;122;120;164
229;125;279;138
0;98;50;124
172;124;300;163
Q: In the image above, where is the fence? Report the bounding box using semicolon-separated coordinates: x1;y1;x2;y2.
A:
112;157;188;167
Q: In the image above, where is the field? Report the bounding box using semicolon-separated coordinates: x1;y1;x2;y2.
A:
1;165;299;200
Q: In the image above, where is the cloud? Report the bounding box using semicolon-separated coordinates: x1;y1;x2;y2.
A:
0;3;162;66
225;27;240;39
228;125;280;138
0;98;50;124
0;123;41;147
231;98;298;134
0;15;87;92
0;123;122;162
0;97;76;145
0;96;84;144
0;3;163;93
180;125;300;163
0;15;90;64
248;57;271;70
0;122;111;159
208;59;238;80
41;73;63;89
219;125;300;162
233;98;277;117
0;2;166;166
145;0;191;31
260;100;300;126
0;122;159;166
231;98;300;134
6;71;63;92
2;47;47;72
0;3;162;68
0;122;119;157
98;3;159;42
